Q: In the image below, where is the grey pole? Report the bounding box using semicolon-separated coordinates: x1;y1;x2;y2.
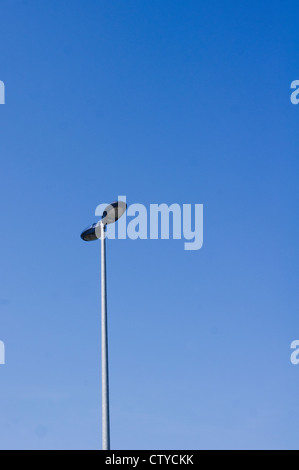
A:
81;202;127;449
101;221;110;450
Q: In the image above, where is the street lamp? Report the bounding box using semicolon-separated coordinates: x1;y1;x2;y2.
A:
80;200;127;450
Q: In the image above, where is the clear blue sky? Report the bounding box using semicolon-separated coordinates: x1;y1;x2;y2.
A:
0;0;298;450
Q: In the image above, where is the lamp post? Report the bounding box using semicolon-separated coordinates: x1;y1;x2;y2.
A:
81;201;127;450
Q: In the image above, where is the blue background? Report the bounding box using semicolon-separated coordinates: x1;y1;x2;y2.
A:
0;0;298;450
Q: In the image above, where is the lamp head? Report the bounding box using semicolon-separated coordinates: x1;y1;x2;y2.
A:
101;201;127;225
80;200;127;242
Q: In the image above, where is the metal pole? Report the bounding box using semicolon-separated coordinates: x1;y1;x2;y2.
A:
101;222;110;450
